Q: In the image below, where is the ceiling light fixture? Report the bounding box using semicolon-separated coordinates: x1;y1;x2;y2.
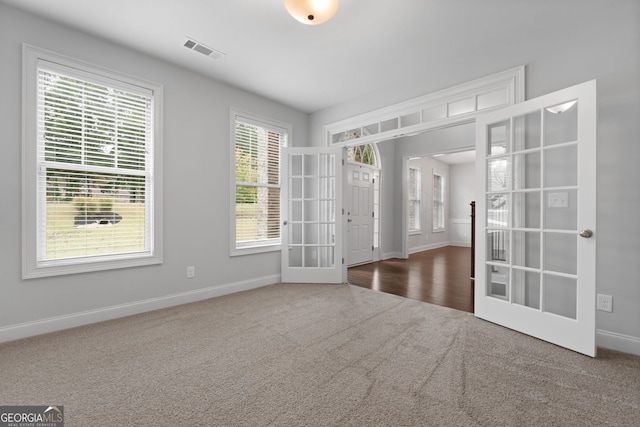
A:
284;0;339;25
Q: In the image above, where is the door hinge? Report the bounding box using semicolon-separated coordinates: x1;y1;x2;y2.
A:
342;208;345;215
342;258;345;264
372;245;374;251
342;159;345;166
372;211;375;218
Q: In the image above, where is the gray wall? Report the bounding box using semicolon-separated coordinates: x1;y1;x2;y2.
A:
449;162;475;246
449;162;476;221
0;5;308;336
310;2;640;354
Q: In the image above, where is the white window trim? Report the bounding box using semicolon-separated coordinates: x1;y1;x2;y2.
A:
408;167;421;234
229;108;291;256
22;44;163;278
432;171;446;233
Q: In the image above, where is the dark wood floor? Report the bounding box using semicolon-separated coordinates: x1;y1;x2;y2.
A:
348;246;474;313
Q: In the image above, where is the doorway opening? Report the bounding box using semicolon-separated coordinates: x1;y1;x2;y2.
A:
348;140;477;312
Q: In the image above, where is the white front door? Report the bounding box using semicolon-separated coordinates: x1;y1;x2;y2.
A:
347;163;374;266
281;147;344;283
475;80;597;356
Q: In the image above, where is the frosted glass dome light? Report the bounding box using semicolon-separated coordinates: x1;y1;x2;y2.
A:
284;0;339;25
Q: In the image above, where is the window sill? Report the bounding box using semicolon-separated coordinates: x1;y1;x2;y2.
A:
231;244;281;257
24;254;162;279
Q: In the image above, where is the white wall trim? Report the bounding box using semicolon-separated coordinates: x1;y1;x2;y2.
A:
325;66;525;147
0;274;280;344
450;218;471;224
596;329;640;356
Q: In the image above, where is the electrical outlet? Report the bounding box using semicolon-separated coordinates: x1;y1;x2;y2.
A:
186;266;195;279
596;294;612;312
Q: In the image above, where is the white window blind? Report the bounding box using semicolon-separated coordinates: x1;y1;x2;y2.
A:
234;115;288;250
37;65;153;262
408;167;421;232
433;172;446;231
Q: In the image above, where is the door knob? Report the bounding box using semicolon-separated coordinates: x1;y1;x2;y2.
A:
282;220;288;226
579;229;593;238
347;219;352;223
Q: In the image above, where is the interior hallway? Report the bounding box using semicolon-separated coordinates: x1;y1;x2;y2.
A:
348;246;474;313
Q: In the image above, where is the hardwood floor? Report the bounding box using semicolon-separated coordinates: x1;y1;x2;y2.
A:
348;246;474;313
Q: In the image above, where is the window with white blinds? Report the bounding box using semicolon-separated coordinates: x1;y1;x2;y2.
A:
408;167;421;232
22;46;163;278
433;172;446;232
232;111;289;254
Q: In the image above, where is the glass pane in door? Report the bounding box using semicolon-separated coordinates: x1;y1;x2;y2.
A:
513;269;540;309
488;120;510;155
487;158;510;192
544;189;577;230
512;231;540;269
544;145;578;187
486;193;509;228
488;265;509;299
513;111;541;151
513;192;541;229
487;230;509;263
290;246;302;268
513;152;541;189
544;274;577;319
544;232;577;275
544;101;578;146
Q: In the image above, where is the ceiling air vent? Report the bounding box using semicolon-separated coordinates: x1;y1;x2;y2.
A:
183;38;226;60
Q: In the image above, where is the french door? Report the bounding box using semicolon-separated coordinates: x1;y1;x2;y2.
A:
280;147;344;283
475;80;597;357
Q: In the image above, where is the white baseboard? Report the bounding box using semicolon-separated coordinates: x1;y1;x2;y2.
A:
408;242;449;255
0;274;280;344
596;329;640;356
450;241;471;247
382;251;404;260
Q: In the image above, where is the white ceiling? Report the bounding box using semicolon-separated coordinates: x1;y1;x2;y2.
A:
433;150;476;165
1;0;614;113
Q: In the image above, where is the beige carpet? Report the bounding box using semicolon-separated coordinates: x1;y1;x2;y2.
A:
0;283;638;426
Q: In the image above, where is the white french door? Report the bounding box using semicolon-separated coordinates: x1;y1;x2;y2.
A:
347;162;374;266
475;80;597;357
280;147;344;283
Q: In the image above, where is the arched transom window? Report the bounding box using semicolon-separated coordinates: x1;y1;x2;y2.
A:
347;144;378;167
